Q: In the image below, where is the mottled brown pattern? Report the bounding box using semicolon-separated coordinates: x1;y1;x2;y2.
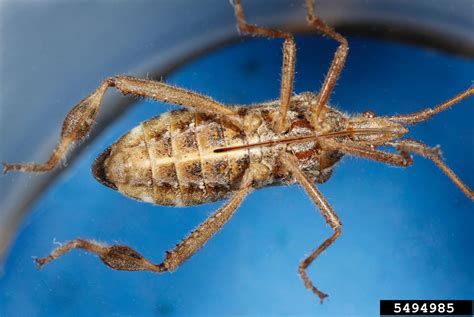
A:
105;125;154;202
99;94;347;206
170;110;206;205
195;112;231;202
142;113;177;205
221;118;249;188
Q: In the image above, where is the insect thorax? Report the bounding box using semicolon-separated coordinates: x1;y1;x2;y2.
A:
92;92;347;206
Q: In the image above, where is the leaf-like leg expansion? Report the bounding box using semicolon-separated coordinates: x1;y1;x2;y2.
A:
305;0;349;125
35;169;254;272
3;82;109;174
3;75;241;174
231;0;296;133
320;139;413;167
35;239;167;272
389;139;474;201
280;152;341;303
389;87;474;125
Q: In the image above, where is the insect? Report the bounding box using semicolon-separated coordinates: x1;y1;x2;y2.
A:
2;0;473;303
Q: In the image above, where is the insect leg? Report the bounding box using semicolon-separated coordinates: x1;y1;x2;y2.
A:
305;0;349;126
109;76;242;126
35;169;254;272
320;139;413;167
3;75;241;174
231;0;296;133
279;152;341;303
388;87;474;125
389;139;474;201
34;238;167;272
154;169;253;272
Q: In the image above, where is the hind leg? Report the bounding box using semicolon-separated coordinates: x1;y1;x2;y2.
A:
35;169;255;272
3;75;242;174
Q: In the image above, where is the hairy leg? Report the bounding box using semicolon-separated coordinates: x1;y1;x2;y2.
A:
3;75;241;174
320;139;413;167
389;139;474;201
231;0;296;133
280;152;342;303
35;168;254;271
305;0;349;125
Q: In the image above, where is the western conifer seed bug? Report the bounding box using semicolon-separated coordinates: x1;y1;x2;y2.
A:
2;0;473;303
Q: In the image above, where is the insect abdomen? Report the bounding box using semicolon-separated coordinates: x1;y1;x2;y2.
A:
94;109;250;206
93;96;346;206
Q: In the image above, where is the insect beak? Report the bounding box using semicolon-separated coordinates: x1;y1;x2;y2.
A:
92;147;118;190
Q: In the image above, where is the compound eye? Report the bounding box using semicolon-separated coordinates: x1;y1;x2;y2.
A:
362;110;376;118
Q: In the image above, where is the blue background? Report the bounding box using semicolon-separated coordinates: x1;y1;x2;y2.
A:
1;35;473;316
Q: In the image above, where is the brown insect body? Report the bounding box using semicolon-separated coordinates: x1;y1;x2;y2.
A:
3;0;472;304
93;93;347;207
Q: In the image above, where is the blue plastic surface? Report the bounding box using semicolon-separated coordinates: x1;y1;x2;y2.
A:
1;35;473;316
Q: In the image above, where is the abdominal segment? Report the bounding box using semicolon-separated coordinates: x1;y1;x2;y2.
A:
105;110;250;206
